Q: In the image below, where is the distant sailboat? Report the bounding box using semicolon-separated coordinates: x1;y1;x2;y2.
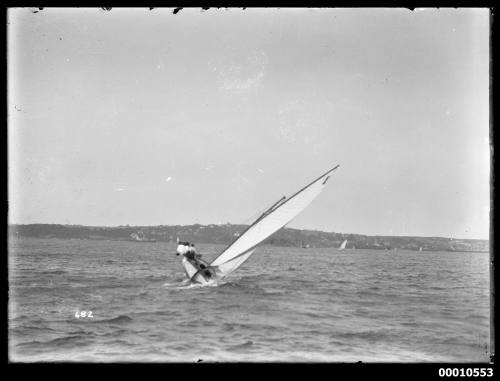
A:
181;164;340;284
339;239;347;250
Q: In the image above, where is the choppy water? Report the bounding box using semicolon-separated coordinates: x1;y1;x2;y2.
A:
9;237;491;362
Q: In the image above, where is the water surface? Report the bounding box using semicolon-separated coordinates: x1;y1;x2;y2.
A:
9;238;491;362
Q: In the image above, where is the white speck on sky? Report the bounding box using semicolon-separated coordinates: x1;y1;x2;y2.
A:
8;7;490;239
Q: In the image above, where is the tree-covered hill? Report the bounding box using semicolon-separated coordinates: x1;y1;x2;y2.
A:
8;224;489;252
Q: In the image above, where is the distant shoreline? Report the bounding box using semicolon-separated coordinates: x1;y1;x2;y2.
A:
8;224;490;253
8;236;490;254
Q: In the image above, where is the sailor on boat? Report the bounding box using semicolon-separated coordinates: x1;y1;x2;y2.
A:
176;241;210;274
188;243;198;258
176;241;189;257
176;241;198;259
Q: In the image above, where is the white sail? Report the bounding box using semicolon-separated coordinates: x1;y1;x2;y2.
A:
210;165;339;276
214;248;256;276
339;240;347;250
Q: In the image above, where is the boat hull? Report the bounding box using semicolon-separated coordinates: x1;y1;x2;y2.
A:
181;256;217;284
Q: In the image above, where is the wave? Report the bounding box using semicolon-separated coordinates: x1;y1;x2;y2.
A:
41;269;67;275
426;285;448;291
100;329;127;338
216;280;266;293
334;330;393;341
400;321;418;327
303;311;327;319
228;273;270;282
102;339;133;346
334;280;350;284
97;315;133;324
11;324;56;331
178;318;218;328
142;274;170;281
227;340;254;351
10;326;57;337
163;278;228;290
46;335;93;346
10;314;40;322
162;279;191;287
16;334;94;348
163;282;203;291
131;310;174;318
222;322;263;332
262;289;289;296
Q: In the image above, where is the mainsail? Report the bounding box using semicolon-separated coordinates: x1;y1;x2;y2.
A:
339;240;347;250
210;164;340;277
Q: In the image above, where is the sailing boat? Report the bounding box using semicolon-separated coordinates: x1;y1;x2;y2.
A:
339;239;347;250
181;164;340;284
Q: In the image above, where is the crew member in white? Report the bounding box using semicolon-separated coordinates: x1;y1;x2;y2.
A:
176;241;201;261
176;241;190;257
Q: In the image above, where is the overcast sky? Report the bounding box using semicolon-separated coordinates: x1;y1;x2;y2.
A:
8;8;490;239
